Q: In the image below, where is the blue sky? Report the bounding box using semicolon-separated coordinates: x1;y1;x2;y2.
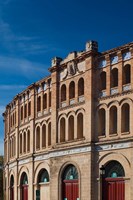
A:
0;0;133;154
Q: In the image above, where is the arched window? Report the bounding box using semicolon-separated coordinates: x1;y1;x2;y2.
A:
42;124;46;148
121;103;130;132
20;172;28;200
37;96;41;112
61;84;66;102
69;81;75;99
110;106;117;134
24;104;27;118
38;169;50;183
111;68;118;87
23;132;26;153
43;93;47;109
100;71;106;90
78;78;84;96
49;91;51;107
28;101;31;116
10;175;14;200
77;113;83;139
68;116;74;141
36;127;40;150
105;160;125;178
98;108;106;136
27;130;30;152
21;106;23;120
48;122;51;146
123;64;131;85
20;134;22;154
62;165;79;200
60;118;65;142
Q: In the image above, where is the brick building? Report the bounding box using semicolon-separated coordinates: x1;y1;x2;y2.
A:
3;41;133;200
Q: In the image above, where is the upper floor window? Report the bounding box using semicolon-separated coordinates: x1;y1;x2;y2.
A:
78;78;84;96
123;64;131;85
111;68;118;88
69;81;75;99
37;96;41;112
43;94;47;109
100;71;106;90
61;84;66;102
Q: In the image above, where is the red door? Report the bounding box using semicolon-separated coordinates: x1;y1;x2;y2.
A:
22;185;28;200
103;178;125;200
10;187;14;200
63;180;79;200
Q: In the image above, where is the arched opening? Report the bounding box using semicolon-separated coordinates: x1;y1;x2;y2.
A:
36;127;40;150
98;108;106;136
100;71;106;90
123;64;131;85
102;161;125;200
48;122;51;146
37;169;50;200
62;164;79;200
24;104;27;118
78;78;84;96
28;101;31;116
69;81;75;99
10;175;14;200
77;113;83;139
68;116;74;141
121;103;130;132
37;96;41;112
20;172;28;200
109;106;117;134
60;118;65;142
27;130;30;152
61;84;66;102
42;124;46;148
43;94;47;109
49;91;51;107
111;68;118;88
21;106;23;120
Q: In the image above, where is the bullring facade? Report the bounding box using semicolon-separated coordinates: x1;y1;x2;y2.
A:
3;41;133;200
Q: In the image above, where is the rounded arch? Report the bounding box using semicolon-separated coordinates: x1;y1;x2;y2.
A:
108;100;119;108
78;77;84;96
69;81;75;99
18;167;29;186
77;112;84;139
68;115;74;141
20;172;28;185
67;111;75;118
120;97;133;106
109;105;117;134
37;169;50;183
96;103;108;111
121;103;130;132
61;84;66;102
75;108;85;116
98;152;130;178
34;162;50;184
98;108;106;136
60;117;66;142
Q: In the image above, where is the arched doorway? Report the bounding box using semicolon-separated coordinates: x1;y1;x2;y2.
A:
62;164;79;200
103;161;125;200
37;169;50;200
10;175;14;200
20;172;28;200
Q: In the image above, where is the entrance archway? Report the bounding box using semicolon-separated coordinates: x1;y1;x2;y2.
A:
10;175;14;200
20;172;28;200
103;161;125;200
37;169;50;200
62;164;79;200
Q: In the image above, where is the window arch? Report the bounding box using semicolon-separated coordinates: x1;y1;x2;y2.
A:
111;68;118;88
20;172;28;200
77;113;83;139
98;108;105;136
121;103;130;132
100;71;106;90
37;169;50;183
37;96;41;112
78;78;84;96
105;160;125;178
68;115;74;141
60;118;65;142
20;172;28;185
110;106;117;134
48;122;51;146
42;124;46;148
36;126;40;150
43;93;47;109
123;64;131;85
62;164;78;180
61;84;66;102
69;81;75;99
